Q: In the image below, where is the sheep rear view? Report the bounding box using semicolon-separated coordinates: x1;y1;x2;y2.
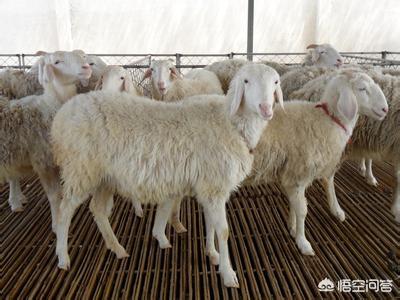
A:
52;63;283;288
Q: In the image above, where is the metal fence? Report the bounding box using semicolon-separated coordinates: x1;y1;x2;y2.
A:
1;51;399;70
1;51;399;97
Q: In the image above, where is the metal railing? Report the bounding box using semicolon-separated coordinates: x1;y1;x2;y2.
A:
1;51;399;71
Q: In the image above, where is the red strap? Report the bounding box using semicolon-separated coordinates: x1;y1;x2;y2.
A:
315;103;348;134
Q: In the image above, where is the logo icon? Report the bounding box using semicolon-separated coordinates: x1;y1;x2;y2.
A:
318;278;335;292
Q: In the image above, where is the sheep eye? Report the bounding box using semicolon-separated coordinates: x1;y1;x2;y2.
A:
120;77;125;80
244;79;248;83
275;80;279;84
359;87;366;91
89;62;95;66
150;68;154;72
55;60;60;64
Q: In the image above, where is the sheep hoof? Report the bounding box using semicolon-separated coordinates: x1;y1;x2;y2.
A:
221;267;239;288
11;205;24;212
135;208;143;218
333;207;346;222
159;240;172;249
172;221;187;234
296;238;315;256
366;176;378;186
58;257;71;270
207;250;220;265
392;206;400;223
289;227;296;238
115;245;129;259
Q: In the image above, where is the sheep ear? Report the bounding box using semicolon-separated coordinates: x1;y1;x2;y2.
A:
311;49;320;63
229;77;244;116
306;44;318;49
337;87;357;121
94;75;103;90
35;50;47;56
123;78;135;92
143;68;152;80
275;84;284;110
37;59;46;85
42;64;55;84
170;66;182;79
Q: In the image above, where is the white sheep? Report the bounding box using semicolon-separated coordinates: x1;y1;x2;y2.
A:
0;50;92;224
303;43;343;67
95;65;142;96
144;59;223;101
289;70;399;222
249;69;388;255
51;63;283;287
93;65;143;218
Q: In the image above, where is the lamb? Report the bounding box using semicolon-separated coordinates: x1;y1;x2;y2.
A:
78;54;108;93
143;59;223;101
0;50;92;223
303;43;343;67
289;70;399;222
51;63;283;287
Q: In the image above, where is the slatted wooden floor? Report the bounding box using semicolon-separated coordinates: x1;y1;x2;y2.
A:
1;162;399;299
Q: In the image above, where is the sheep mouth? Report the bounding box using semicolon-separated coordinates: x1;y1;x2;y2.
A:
78;71;92;79
372;109;386;120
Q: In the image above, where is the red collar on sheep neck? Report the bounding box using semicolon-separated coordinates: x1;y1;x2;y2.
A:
315;102;348;134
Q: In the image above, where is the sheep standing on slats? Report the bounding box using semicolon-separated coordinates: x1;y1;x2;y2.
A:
290;70;399;222
51;64;283;287
0;51;92;225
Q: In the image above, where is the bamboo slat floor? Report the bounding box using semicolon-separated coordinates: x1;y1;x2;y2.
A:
1;161;399;299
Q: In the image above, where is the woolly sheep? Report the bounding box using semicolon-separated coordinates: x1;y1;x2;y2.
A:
51;63;283;287
94;65;144;218
290;70;399;222
0;68;43;99
303;43;343;67
143;59;223;101
0;51;92;221
248;70;388;255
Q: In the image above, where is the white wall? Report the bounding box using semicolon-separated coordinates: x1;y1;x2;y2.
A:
0;0;399;54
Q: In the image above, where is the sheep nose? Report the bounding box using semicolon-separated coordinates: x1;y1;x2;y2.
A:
158;81;165;89
382;107;388;113
259;103;273;120
337;58;342;64
82;64;90;69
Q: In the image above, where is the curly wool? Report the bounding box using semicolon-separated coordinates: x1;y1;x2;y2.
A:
0;69;43;99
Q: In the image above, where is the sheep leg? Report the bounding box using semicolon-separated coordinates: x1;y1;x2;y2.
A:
284;184;315;256
204;208;219;265
8;179;26;212
365;159;378;186
203;200;239;288
56;194;85;270
132;200;143;218
392;164;400;222
37;168;62;233
322;175;345;221
169;197;187;233
89;187;129;258
288;206;297;238
152;201;174;249
359;158;366;177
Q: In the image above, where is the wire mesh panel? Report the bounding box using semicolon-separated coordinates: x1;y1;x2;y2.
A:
0;54;21;69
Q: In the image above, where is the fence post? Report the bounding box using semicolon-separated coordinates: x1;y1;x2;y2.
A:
21;54;26;70
229;52;234;59
176;53;181;71
17;54;22;69
247;0;254;61
381;51;387;60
